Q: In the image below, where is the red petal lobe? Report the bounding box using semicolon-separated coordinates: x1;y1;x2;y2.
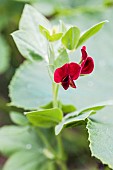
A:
69;62;81;80
81;57;94;74
54;63;69;83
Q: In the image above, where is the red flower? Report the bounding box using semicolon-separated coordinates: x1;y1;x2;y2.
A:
80;46;94;74
54;63;81;90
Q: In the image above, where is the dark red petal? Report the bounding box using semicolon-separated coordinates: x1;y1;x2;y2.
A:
69;77;76;88
69;62;81;80
54;63;69;83
82;46;86;51
81;57;94;74
81;46;87;60
61;75;69;90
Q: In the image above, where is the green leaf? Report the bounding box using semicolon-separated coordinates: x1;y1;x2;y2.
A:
0;36;10;73
39;25;63;42
9;61;52;110
0;126;54;170
0;126;40;155
55;101;113;135
61;103;76;113
10;112;29;126
19;4;51;31
54;48;69;69
11;30;47;61
3;151;48;170
25;108;63;128
76;20;108;48
62;26;80;50
59;20;67;33
86;106;113;169
55;110;94;135
12;4;51;61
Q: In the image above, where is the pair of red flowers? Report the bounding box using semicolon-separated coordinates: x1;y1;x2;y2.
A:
54;46;94;90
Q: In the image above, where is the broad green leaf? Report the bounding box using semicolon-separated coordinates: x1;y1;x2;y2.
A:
11;30;47;61
39;25;63;42
55;110;94;135
55;101;113;135
10;112;29;126
3;151;48;170
12;4;51;61
54;48;69;69
86;106;113;169
0;36;10;73
0;126;40;155
62;26;80;50
9;61;52;110
0;126;54;170
19;4;51;31
76;20;108;48
25;108;63;128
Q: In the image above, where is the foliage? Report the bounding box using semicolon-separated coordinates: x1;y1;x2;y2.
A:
0;1;113;170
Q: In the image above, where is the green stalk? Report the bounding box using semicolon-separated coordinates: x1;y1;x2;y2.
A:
52;82;59;108
52;83;68;170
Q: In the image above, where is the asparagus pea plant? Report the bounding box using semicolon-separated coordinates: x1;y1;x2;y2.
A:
0;4;113;170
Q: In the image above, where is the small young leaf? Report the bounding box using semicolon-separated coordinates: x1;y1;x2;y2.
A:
10;112;29;126
62;26;80;50
25;108;63;128
61;103;77;113
39;25;63;42
59;20;67;33
76;20;108;48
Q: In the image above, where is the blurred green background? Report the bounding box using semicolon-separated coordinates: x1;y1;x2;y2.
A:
0;0;113;169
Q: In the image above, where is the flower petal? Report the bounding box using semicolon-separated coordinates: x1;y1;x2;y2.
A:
81;46;87;60
69;62;81;80
61;75;70;90
81;57;94;74
69;77;76;88
54;63;69;83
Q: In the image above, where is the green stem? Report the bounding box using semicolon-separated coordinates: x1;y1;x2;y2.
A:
52;83;59;107
57;160;68;170
52;82;67;170
35;128;55;154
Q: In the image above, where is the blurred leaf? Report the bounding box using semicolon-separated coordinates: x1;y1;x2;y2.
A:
104;0;113;7
62;26;80;50
25;108;63;128
0;126;54;170
10;112;29;126
87;106;113;169
54;48;69;69
76;20;108;48
9;61;52;110
0;36;10;74
39;25;63;42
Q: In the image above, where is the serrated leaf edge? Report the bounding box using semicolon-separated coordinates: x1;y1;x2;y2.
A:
86;118;113;169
